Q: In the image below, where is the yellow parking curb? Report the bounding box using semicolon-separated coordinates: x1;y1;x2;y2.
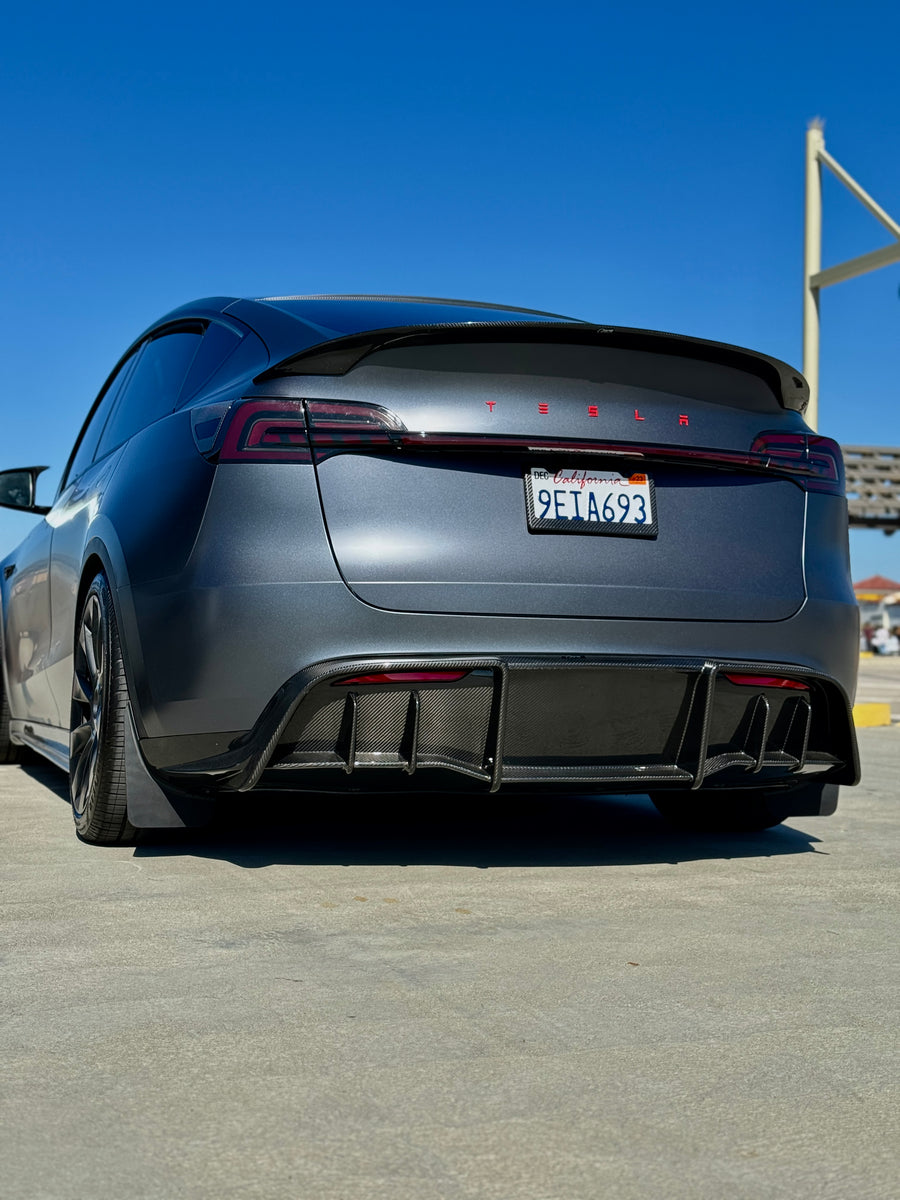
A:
859;651;874;659
853;702;893;727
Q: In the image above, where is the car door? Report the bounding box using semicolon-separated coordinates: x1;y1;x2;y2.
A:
2;513;58;729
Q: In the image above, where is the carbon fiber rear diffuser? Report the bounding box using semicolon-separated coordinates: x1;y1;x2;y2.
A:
151;655;859;794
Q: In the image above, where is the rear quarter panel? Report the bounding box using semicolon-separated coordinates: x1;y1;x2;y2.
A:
44;411;217;731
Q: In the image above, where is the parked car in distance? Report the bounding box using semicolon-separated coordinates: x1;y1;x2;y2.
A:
0;295;860;843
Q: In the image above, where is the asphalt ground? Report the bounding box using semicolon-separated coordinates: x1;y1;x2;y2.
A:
1;726;897;1200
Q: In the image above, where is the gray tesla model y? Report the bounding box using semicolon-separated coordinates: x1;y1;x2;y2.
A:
0;295;859;843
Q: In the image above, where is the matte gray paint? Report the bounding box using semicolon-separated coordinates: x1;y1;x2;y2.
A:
314;454;805;620
123;577;858;740
0;296;858;808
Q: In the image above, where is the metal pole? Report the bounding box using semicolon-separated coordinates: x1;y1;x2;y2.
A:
803;121;824;431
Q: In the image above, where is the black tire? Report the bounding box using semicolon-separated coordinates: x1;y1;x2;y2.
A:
0;650;21;764
649;788;793;832
70;574;136;845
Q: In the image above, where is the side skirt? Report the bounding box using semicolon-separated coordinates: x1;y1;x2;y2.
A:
10;719;68;770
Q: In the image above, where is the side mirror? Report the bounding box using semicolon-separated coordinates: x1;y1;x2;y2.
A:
0;467;51;515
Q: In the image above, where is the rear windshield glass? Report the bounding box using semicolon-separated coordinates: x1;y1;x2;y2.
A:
362;343;779;412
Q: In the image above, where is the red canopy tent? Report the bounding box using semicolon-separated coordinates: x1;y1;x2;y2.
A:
853;575;900;600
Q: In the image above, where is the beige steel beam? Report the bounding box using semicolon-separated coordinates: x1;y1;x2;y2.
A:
817;147;900;240
803;123;824;430
811;242;900;291
803;122;900;431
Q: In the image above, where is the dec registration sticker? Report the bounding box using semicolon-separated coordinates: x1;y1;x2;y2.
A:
524;466;658;537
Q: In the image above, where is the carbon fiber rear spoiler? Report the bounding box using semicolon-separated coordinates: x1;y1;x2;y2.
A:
254;321;810;414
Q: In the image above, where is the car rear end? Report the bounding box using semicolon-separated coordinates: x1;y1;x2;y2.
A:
134;321;859;813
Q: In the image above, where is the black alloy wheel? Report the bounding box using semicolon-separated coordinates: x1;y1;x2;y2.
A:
70;573;135;844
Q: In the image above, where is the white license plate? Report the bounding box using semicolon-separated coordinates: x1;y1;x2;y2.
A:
525;466;657;537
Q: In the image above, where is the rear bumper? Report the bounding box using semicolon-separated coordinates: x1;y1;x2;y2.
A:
143;653;859;797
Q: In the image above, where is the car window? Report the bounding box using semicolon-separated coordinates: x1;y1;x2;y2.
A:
197;328;269;394
96;329;203;460
179;322;242;404
64;348;143;486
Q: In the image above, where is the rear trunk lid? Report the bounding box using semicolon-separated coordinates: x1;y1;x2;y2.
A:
296;336;811;622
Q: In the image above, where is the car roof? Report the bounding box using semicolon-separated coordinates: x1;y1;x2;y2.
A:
254;294;582;324
150;294;584;362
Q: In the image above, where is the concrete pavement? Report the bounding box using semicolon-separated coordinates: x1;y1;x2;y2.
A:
1;731;898;1199
856;653;900;719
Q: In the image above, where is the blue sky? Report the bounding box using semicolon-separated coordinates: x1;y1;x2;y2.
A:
1;0;898;578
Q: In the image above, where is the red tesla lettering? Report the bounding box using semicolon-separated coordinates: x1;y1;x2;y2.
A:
679;414;689;426
588;405;599;418
485;401;496;412
634;409;645;421
538;403;549;415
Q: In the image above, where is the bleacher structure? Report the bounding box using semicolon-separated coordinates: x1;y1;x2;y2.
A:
843;446;900;533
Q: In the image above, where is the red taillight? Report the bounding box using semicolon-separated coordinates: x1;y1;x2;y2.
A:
333;670;470;685
219;400;310;462
306;401;405;447
303;420;844;497
750;432;845;495
724;674;809;690
212;400;844;499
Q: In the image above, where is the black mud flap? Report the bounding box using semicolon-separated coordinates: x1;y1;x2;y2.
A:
779;780;840;817
124;708;214;829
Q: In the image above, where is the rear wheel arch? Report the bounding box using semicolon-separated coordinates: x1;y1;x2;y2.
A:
75;553;109;635
75;540;151;737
